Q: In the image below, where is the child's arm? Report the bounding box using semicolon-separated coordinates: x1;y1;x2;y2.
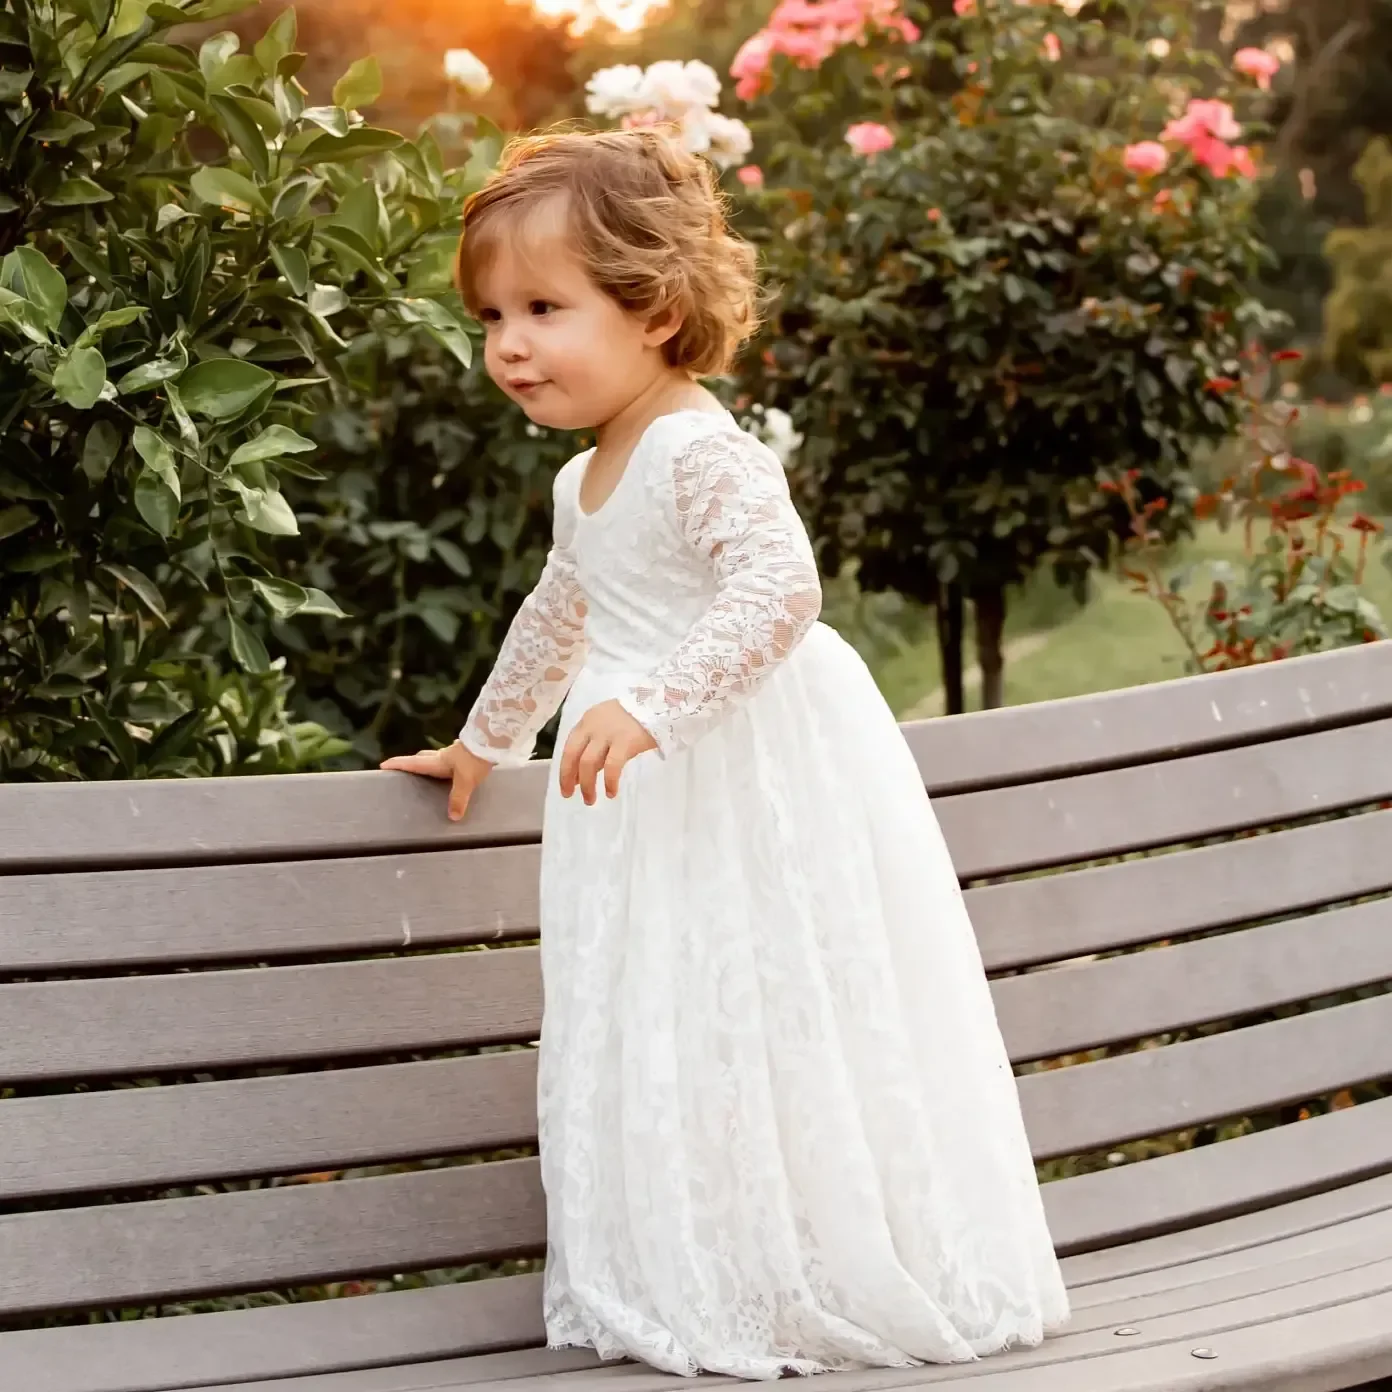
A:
458;537;588;766
621;427;821;754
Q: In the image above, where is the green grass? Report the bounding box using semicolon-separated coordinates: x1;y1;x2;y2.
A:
839;523;1392;718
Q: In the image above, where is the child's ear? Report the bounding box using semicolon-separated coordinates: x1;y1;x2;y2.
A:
642;302;683;349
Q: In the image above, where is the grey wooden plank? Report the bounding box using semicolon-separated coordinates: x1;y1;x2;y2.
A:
369;1265;1392;1392
0;1276;574;1392
0;1052;539;1201
966;807;1392;972
0;949;542;1082
937;718;1392;880
3;647;1388;877
1043;1095;1392;1255
0;846;541;971
994;898;1392;1063
0;1158;546;1315
0;761;550;874
1018;991;1392;1160
1060;1171;1392;1288
901;640;1392;794
7;967;1390;1205
1068;1198;1392;1315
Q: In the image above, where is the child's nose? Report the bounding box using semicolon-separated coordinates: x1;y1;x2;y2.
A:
496;320;529;362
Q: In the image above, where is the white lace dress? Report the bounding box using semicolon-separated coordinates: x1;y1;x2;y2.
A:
458;409;1069;1379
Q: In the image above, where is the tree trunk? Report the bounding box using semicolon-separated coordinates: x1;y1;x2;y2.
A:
936;580;966;716
972;584;1007;711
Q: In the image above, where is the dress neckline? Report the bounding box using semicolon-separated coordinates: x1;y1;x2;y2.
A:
576;407;732;521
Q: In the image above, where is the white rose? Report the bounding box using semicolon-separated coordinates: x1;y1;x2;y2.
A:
639;59;721;117
755;408;803;467
704;112;754;170
585;63;647;118
444;49;492;98
679;107;713;155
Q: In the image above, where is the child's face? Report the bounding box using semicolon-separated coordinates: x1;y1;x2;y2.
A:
474;204;675;432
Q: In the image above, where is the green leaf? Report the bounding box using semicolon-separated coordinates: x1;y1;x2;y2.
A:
229;424;317;467
190;164;269;214
0;288;51;344
300;126;402;165
199;30;240;80
253;7;297;73
165;382;200;451
237;484;299;535
301;104;349;137
29;112;96;143
45;176;114;206
52;346;108;410
0;193;18;214
228;612;270;673
307;283;349;317
75;305;148;349
178;358;276;419
334;180;382;252
298;586;347;617
100;563;167;622
81;421;121;481
0;68;33;103
117;339;189;394
133;425;182;501
393;296;472;369
250;576;345;619
314;225;391;287
270;243;310;295
134;472;179;537
332;55;382;112
0;504;37;541
210;92;271;181
9;247;67;330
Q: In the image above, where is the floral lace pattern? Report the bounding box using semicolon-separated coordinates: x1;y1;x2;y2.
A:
619;430;822;756
458;473;587;766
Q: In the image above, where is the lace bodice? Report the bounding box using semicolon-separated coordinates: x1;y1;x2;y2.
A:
459;410;822;762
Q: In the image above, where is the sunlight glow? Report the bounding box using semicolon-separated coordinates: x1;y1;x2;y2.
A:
528;0;669;34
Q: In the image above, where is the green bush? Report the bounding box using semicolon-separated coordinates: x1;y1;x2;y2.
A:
730;0;1273;707
0;0;481;779
269;334;577;766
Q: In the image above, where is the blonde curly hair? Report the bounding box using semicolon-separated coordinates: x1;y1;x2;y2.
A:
455;127;762;378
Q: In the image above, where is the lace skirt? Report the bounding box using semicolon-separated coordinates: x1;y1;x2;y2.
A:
535;622;1069;1379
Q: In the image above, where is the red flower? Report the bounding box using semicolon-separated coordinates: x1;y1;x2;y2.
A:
1350;513;1383;534
1272;349;1303;362
1206;376;1240;394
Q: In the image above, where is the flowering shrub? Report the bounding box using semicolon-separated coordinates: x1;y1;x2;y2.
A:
1115;347;1386;670
726;0;1276;709
584;60;752;169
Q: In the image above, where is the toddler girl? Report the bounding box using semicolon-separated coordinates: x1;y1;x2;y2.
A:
382;127;1068;1379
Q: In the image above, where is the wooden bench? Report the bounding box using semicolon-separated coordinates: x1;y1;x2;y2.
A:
2;644;1392;1392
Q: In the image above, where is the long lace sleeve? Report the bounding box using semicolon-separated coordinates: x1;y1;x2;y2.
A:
619;428;822;756
458;479;588;766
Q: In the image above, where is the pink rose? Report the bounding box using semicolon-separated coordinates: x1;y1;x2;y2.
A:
846;121;895;156
1233;46;1280;90
954;0;975;13
1042;31;1061;61
737;164;765;188
1123;141;1169;176
1163;98;1241;145
731;31;777;100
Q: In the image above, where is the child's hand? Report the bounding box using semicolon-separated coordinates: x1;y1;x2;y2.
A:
379;741;493;822
560;700;658;805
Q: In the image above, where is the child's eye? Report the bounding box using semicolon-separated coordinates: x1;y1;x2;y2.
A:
478;307;501;325
529;300;555;317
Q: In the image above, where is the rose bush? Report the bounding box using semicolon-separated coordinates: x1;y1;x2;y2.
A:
719;0;1277;709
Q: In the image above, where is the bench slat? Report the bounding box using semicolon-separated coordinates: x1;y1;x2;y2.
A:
0;847;541;972
1044;1096;1392;1254
0;762;550;875
0;1277;562;1392
903;642;1392;792
0;951;542;1082
1019;992;1392;1159
970;807;1392;972
0;1159;547;1315
995;898;1392;1062
7;806;1390;979
937;718;1392;880
0;1053;538;1202
1;647;1387;878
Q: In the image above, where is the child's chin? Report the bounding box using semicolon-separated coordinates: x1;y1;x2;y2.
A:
523;399;595;432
